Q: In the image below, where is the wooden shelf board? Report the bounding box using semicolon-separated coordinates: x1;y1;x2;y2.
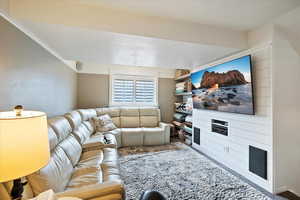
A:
172;121;183;127
175;73;191;81
175;92;192;96
184;122;193;127
175;110;192;115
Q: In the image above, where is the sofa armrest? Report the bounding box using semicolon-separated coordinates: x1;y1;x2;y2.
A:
82;134;117;152
159;122;171;144
83;143;117;152
159;122;171;129
56;181;124;200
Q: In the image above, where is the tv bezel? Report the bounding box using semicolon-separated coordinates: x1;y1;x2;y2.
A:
192;54;255;115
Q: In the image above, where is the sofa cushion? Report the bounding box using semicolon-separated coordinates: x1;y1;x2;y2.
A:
48;117;72;142
48;127;58;152
120;116;140;128
82;134;108;151
139;107;159;127
140;116;158;127
120;108;140;128
120;107;139;116
64;111;82;131
77;150;103;169
111;117;121;128
101;164;121;182
102;148;119;168
72;124;91;145
96;108;120;117
96;108;121;128
142;127;165;145
121;128;143;146
27;147;74;195
82;120;95;135
139;107;159;116
140;107;161;121
78;109;97;121
58;135;82;167
92;115;117;132
66;167;102;190
67;148;120;190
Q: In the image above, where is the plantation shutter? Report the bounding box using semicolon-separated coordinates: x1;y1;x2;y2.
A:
113;79;135;103
111;76;156;105
135;80;155;103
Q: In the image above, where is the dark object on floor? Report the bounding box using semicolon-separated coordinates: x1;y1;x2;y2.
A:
11;178;27;200
278;191;300;200
140;190;167;200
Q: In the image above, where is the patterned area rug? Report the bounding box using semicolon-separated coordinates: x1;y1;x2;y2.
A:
119;143;272;200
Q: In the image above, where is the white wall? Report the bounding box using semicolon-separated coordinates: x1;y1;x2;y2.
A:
272;27;300;195
192;44;274;192
0;0;9;14
247;24;274;48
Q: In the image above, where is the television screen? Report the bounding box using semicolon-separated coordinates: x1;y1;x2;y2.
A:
191;55;254;115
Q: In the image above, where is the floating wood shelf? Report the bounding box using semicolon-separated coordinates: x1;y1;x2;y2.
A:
184;122;193;127
175;110;192;115
172;121;183;127
175;92;192;96
174;73;191;81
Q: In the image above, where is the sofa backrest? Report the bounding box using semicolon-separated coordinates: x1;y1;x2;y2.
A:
95;107;121;127
119;107;140;128
65;111;92;145
93;107;161;128
26;117;82;195
77;109;97;134
139;107;161;127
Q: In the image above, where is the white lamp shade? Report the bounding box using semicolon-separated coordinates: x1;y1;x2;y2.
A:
0;111;50;182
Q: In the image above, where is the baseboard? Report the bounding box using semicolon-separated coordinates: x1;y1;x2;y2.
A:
276;186;300;197
275;186;288;194
288;189;300;198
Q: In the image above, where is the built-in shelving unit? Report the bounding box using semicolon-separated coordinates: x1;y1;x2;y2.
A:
173;70;193;145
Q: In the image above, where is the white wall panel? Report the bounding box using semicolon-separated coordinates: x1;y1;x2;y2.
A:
192;44;273;192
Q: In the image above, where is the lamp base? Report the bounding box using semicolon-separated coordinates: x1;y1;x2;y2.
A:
10;178;27;200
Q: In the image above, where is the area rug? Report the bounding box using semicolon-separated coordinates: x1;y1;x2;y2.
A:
119;143;272;200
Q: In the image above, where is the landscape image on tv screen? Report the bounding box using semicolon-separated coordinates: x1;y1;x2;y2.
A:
191;55;254;115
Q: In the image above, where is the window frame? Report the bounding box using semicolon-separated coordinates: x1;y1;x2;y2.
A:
109;74;158;107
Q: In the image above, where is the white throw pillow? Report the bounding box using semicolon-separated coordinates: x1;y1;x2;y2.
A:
92;114;117;132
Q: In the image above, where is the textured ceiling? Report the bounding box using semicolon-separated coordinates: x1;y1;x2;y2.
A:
19;21;240;69
75;0;300;31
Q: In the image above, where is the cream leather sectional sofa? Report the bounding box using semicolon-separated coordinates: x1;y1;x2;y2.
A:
94;107;170;147
0;107;170;200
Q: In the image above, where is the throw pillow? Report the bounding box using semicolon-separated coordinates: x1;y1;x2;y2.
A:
92;114;117;132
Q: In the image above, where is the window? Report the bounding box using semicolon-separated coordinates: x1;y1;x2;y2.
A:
110;75;157;106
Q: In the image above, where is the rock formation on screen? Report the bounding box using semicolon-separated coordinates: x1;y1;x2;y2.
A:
200;70;248;88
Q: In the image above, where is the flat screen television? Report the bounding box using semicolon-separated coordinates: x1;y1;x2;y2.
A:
191;55;254;115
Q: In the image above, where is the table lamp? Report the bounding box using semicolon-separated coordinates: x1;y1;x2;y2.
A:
0;106;50;200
